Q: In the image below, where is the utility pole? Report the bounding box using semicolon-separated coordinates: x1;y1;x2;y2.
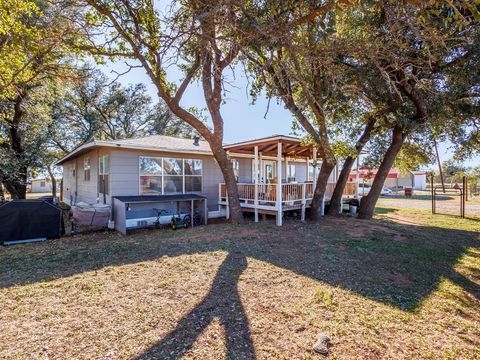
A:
434;139;445;193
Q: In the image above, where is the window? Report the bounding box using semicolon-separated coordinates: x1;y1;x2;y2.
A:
231;159;240;182
139;157;162;194
84;158;91;181
40;181;46;187
139;157;203;195
265;163;275;182
184;159;202;192
287;164;296;182
98;154;109;194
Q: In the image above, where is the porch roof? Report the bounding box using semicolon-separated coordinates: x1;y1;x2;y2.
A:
224;135;319;158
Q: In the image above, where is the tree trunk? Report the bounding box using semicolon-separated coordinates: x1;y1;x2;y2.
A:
3;174;27;199
310;161;336;220
209;139;245;224
0;183;4;201
327;117;376;215
3;94;28;199
327;157;355;216
358;126;406;219
47;164;57;197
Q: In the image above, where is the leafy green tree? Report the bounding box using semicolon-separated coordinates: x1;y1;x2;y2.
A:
0;0;81;198
0;82;58;198
49;69;199;154
242;1;358;219
76;0;252;222
0;0;41;99
342;2;480;219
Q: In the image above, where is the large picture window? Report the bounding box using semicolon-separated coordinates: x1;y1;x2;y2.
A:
139;156;202;195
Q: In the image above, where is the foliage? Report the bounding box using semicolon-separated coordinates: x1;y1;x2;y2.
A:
0;82;58;193
395;142;435;174
49;69;199;154
0;0;41;99
0;0;79;99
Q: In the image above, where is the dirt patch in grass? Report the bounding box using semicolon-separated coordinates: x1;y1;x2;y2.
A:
1;210;479;359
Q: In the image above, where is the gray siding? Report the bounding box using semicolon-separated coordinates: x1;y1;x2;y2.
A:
62;147;338;209
109;149;224;211
236;157;253;183
62;149;110;204
77;150;100;203
232;156;311;183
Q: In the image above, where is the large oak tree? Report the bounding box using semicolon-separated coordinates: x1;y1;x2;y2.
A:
76;0;249;222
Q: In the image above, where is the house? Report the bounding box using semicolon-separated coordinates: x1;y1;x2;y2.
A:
56;134;357;232
348;168;427;190
29;178;59;193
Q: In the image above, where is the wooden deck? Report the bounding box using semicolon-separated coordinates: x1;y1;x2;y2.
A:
219;182;357;221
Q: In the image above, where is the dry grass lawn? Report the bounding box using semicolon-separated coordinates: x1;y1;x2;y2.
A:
1;206;479;359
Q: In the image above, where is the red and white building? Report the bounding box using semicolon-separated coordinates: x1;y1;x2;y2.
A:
349;168;427;190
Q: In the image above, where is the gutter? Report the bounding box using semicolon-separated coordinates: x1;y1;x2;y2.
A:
55;140;214;165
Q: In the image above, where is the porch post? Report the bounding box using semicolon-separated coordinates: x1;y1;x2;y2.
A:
285;157;289;181
259;152;263;182
355;156;360;198
306;156;310;181
225;183;230;220
301;183;306;221
313;147;318;188
276;142;283;226
254;145;259;222
226;149;231;219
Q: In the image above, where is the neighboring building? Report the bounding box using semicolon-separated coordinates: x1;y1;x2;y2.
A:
56;135;357;231
349;168;427;190
30;178;60;193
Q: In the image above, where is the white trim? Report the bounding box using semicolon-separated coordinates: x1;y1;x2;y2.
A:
276;142;283;226
254;146;259;223
57;136;316;166
138;155;203;195
224;135;303;149
231;152;309;161
56;140;213;165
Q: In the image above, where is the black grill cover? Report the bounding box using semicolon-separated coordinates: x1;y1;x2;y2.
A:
0;200;63;244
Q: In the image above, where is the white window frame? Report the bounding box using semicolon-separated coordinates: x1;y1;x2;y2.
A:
98;154;110;194
99;154;109;175
84;157;91;181
139;156;203;195
231;159;240;182
287;164;296;182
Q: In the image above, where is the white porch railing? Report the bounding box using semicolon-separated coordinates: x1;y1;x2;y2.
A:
219;182;357;207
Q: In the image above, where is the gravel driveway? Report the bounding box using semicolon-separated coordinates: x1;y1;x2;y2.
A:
377;197;480;216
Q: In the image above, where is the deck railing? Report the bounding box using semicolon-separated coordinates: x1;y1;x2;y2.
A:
219;181;357;206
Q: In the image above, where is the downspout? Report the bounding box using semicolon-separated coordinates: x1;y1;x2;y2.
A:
74;158;78;204
96;149;100;202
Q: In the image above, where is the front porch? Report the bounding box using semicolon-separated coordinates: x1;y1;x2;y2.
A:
220;135;358;225
219;182;357;221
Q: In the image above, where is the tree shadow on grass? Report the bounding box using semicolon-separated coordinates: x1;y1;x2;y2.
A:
137;251;255;360
1;214;479;358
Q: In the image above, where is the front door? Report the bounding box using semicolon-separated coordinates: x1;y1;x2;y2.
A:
263;160;276;183
252;159;277;183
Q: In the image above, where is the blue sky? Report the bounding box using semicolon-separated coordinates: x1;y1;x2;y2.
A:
101;60;478;168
